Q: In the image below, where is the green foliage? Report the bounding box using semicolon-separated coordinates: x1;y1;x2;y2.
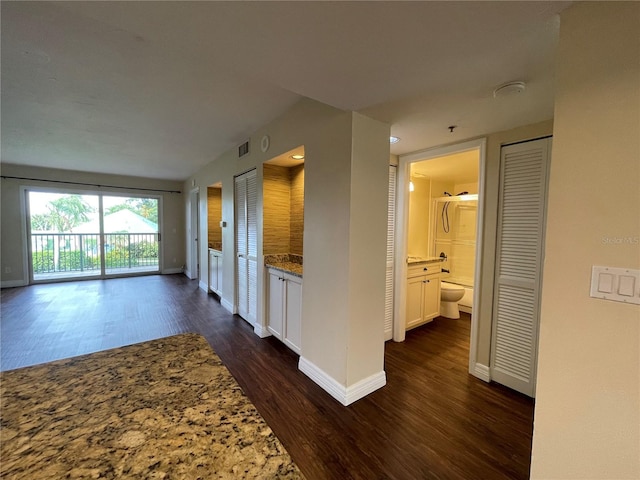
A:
57;251;98;271
32;251;55;273
32;250;98;273
132;241;158;259
105;247;136;268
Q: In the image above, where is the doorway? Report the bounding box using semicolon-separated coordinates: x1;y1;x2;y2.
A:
395;139;486;378
27;190;160;282
187;189;199;280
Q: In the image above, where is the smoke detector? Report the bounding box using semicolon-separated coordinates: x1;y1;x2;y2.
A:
493;81;526;98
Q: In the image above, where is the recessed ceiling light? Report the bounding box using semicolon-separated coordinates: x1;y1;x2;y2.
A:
390;136;400;144
290;154;305;160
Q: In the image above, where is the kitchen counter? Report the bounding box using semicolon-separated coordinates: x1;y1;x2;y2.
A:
0;333;303;479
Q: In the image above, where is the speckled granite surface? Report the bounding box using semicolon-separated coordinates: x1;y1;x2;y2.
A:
0;333;304;479
264;254;303;278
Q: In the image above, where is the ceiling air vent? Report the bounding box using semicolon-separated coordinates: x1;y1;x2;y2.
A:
238;141;250;158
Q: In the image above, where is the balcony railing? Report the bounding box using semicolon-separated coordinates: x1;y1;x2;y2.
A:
31;233;159;277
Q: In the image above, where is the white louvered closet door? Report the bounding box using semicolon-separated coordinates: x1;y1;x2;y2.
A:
246;171;258;324
490;137;551;397
384;166;396;340
235;169;257;324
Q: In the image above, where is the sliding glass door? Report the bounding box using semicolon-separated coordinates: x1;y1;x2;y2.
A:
28;191;160;282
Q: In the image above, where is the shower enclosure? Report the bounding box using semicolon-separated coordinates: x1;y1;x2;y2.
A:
431;194;478;290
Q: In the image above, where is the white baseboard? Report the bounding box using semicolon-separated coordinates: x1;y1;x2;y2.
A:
221;298;235;314
298;356;386;406
162;268;183;274
471;362;491;382
253;323;271;338
1;279;28;289
198;280;208;292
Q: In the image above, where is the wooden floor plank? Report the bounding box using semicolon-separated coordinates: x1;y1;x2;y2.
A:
0;275;534;479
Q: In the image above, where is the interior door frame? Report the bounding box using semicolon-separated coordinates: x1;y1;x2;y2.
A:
395;138;487;380
188;188;199;280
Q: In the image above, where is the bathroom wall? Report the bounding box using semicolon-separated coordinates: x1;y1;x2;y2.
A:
453;182;478;195
207;187;222;249
289;164;304;256
407;177;431;258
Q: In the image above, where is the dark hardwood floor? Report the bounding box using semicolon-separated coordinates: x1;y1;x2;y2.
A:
1;275;535;479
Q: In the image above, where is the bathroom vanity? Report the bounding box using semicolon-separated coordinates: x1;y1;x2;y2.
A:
406;258;442;330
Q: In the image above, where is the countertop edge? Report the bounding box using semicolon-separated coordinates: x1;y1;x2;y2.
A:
265;264;303;278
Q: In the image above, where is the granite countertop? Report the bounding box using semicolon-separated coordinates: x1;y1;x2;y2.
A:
266;262;303;277
0;333;304;479
407;256;445;265
264;254;303;278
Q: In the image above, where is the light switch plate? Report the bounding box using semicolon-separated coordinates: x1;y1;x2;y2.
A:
590;266;640;305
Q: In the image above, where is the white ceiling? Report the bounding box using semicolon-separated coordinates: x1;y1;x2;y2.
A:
1;1;570;181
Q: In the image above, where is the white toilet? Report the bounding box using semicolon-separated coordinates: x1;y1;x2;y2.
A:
440;282;465;319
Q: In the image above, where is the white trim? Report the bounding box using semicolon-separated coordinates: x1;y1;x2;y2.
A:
221;297;235;314
161;267;183;275
469;139;486;378
184;268;192;279
198;280;208;292
1;279;28;289
19;186;29;284
298;356;386;406
472;363;491;382
397;139;487;381
345;371;387;405
253;323;271;338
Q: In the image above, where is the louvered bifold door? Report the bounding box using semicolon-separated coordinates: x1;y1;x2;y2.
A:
490;138;551;397
235;174;248;320
384;166;397;340
246;170;258;324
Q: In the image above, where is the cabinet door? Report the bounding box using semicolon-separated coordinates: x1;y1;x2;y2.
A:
284;277;302;354
209;254;217;293
406;275;425;329
267;271;284;340
422;276;441;321
216;256;223;295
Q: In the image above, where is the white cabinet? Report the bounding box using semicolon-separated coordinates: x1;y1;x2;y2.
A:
208;250;222;296
266;268;302;354
406;263;441;330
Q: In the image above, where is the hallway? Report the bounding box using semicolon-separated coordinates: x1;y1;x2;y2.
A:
1;275;534;479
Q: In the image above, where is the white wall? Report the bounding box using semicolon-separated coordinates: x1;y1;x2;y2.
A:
0;163;185;286
185;99;390;402
531;3;640;478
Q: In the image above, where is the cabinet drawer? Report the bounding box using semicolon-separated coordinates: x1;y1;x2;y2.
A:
407;264;439;278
